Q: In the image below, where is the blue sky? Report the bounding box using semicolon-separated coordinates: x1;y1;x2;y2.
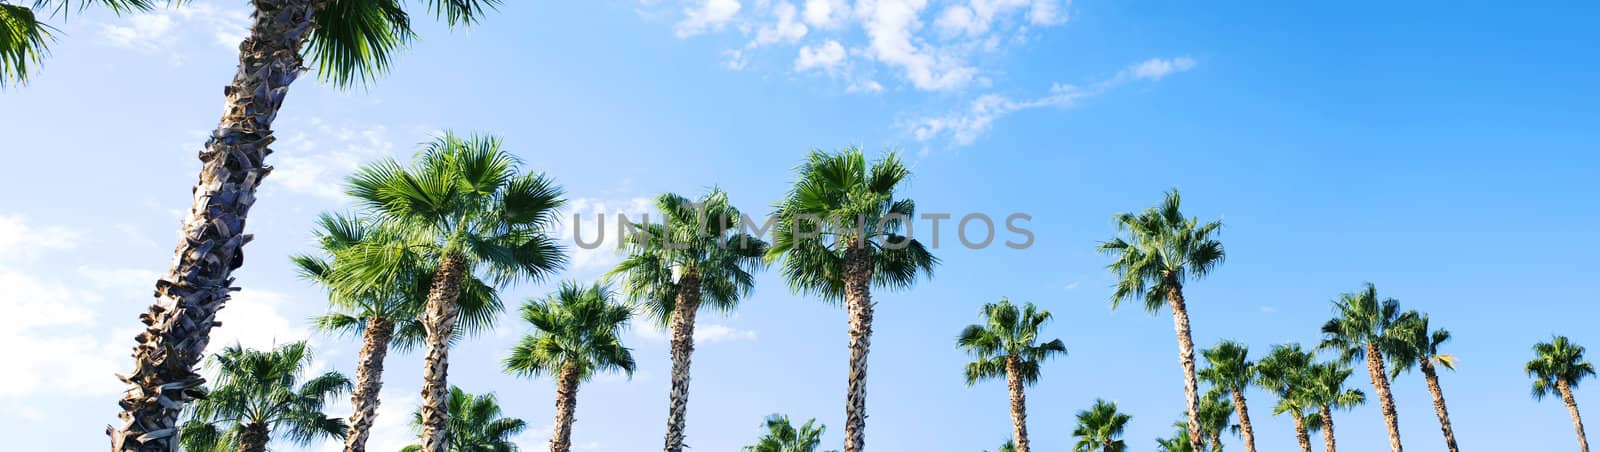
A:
2;0;1598;450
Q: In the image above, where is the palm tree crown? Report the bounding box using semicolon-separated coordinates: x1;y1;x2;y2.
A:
743;414;831;452
400;387;527;452
1319;283;1414;362
178;342;350;451
1298;362;1366;414
956;298;1067;386
1527;335;1596;400
504;282;636;380
1072;399;1132;452
610;189;767;326
1389;313;1455;377
1201;340;1255;393
1096;189;1224;313
1256;343;1314;399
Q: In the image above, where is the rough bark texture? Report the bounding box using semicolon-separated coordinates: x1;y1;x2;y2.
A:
661;272;702;452
1560;380;1591;452
1165;280;1204;452
1004;356;1031;452
110;1;317;450
1320;406;1336;452
1231;389;1258;452
842;245;874;452
344;316;396;452
550;365;582;452
237;422;270;452
1291;413;1312;452
419;253;468;452
1419;359;1459;452
1364;344;1404;452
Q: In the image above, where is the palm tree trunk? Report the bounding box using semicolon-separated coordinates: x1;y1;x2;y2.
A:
420;253;468;452
1319;406;1336;452
1211;433;1222;452
1364;344;1403;452
110;2;318;450
345;316;396;452
662;273;702;452
237;422;270;452
1291;412;1312;452
1560;379;1591;452
1230;389;1258;452
1004;356;1031;452
550;364;582;452
842;245;874;452
1418;359;1459;452
1165;281;1204;451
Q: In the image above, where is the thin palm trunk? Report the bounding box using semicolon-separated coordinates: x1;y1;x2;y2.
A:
550;364;582;452
237;422;270;452
1004;357;1031;452
1230;389;1258;452
1418;359;1459;452
420;253;468;452
842;245;874;452
1560;380;1591;452
1364;345;1403;452
1319;406;1336;452
1210;433;1222;452
345;316;396;452
1291;412;1312;452
1165;281;1204;451
662;273;702;452
110;2;318;450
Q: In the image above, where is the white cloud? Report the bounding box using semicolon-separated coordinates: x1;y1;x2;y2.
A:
102;14;176;49
858;0;977;91
558;197;659;273
802;0;848;28
634;322;757;344
1128;56;1197;81
101;2;250;53
268;120;397;201
753;1;809;46
208;288;309;355
675;0;743;37
0;217;127;400
795;40;847;72
723;49;750;70
0;215;79;262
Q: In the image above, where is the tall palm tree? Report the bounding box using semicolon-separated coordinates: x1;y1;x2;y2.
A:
400;386;527;452
115;4;505;449
1389;313;1459;452
765;147;938;452
956;298;1066;452
1256;343;1314;452
294;213;502;452
1319;283;1413;452
337;132;565;451
608;189;767;452
504;282;636;452
1097;188;1225;451
1;0;157;86
742;414;832;452
177;342;350;452
1297;362;1366;452
1527;335;1595;452
1196;390;1237;451
1200;340;1259;452
1071;399;1131;452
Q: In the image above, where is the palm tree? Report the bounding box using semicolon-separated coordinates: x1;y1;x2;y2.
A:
608;189;767;452
1196;390;1237;451
294;213;502;452
986;440;1019;452
1071;399;1131;452
1297;362;1366;452
956;298;1065;452
504;282;636;452
1097;188;1224;451
1155;423;1196;452
1200;340;1259;452
115;4;505;448
400;386;527;452
1527;335;1595;452
1390;313;1460;452
742;414;832;452
1;0;157;86
177;342;350;452
1319;283;1413;452
335;132;564;451
1256;343;1314;452
765;147;938;452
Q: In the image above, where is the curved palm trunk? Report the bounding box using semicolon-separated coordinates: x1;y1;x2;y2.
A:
1319;406;1336;452
1291;412;1312;452
550;365;582;452
237;422;270;452
1003;357;1031;452
1230;389;1258;452
420;253;468;452
111;2;318;450
662;273;702;452
1559;379;1591;452
1363;345;1403;452
842;246;874;452
1210;433;1222;452
345;316;396;452
1416;359;1459;452
1165;281;1204;451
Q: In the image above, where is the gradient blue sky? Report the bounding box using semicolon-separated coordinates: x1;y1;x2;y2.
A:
3;1;1598;450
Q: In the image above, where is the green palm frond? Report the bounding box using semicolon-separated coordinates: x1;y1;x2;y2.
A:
403;386;525;451
503;281;636;382
956;298;1066;386
1319;283;1414;365
742;413;829;452
1098;188;1225;314
608;188;769;327
1200;340;1255;393
1072;399;1131;452
1526;335;1596;400
180;342;350;449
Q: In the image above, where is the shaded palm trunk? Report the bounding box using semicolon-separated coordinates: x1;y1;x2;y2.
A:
345;317;396;452
111;2;318;450
662;273;702;452
842;246;874;452
550;365;582;452
1230;389;1259;452
238;422;270;452
1559;379;1591;452
1415;359;1459;452
1165;280;1204;451
1363;344;1403;452
1291;413;1312;452
1319;406;1336;452
1004;357;1031;452
420;253;468;452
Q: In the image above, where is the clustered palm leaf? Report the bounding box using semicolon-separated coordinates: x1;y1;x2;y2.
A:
1200;340;1258;452
1388;314;1456;378
1196;390;1238;450
1319;283;1413;452
611;189;768;324
1256;343;1314;450
503;282;637;381
1072;399;1131;452
957;298;1067;386
1301;362;1366;414
400;386;527;452
742;414;831;452
1528;335;1596;399
178;342;350;452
